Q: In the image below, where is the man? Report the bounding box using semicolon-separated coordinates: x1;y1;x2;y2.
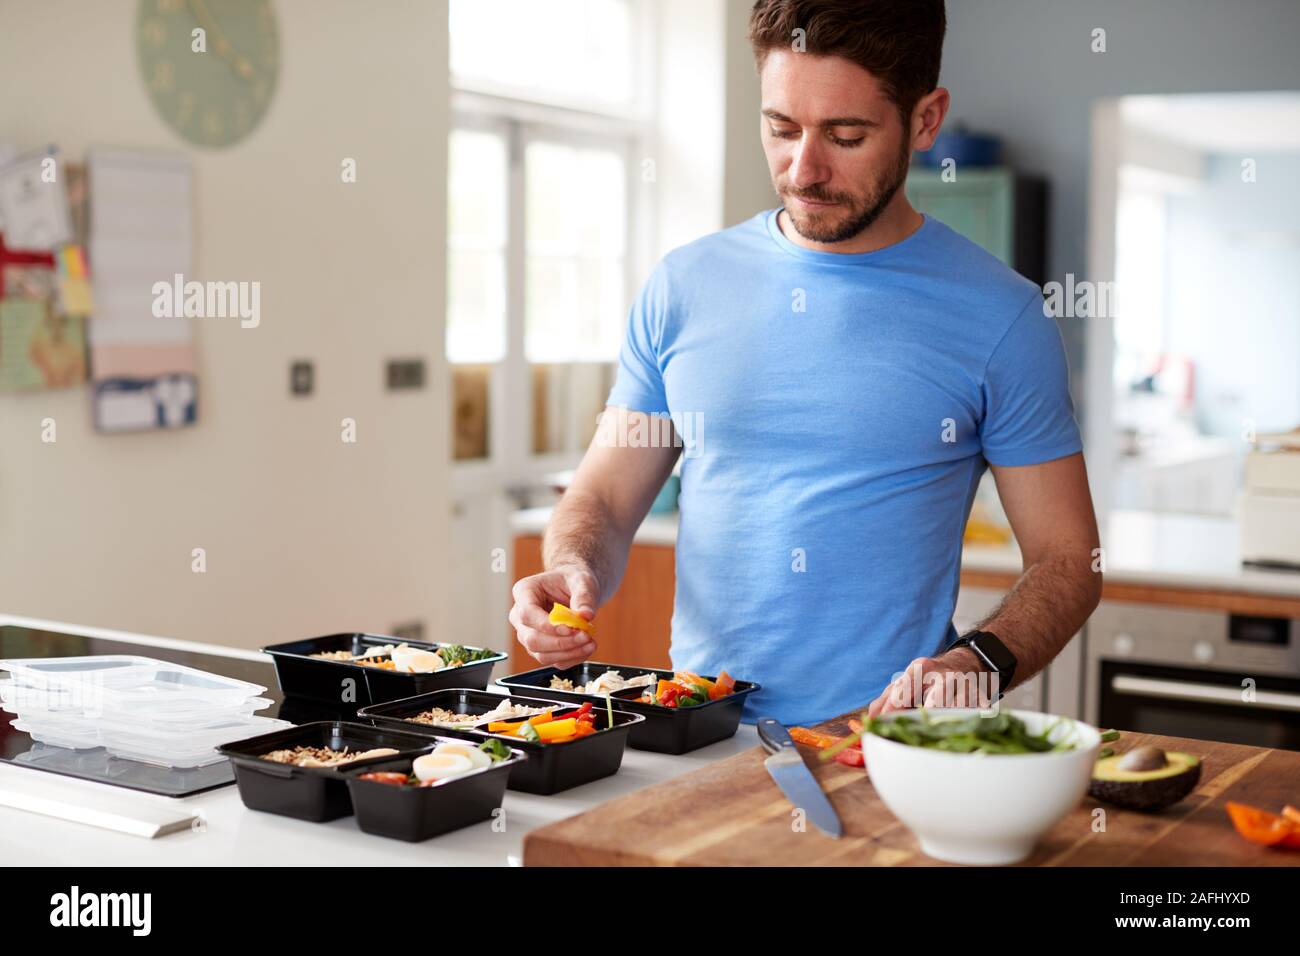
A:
508;0;1101;726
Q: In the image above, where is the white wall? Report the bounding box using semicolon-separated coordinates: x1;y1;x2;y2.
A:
722;0;775;227
0;0;452;650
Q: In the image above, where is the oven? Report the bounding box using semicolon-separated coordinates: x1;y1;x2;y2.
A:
1085;602;1300;751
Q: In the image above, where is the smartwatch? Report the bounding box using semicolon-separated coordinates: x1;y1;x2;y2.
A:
948;630;1017;699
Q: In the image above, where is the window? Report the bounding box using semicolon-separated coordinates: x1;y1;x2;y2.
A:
446;0;651;466
449;0;639;110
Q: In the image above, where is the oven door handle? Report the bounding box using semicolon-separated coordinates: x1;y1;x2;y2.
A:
1111;675;1300;712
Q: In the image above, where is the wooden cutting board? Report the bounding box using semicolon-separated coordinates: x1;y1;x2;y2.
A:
523;713;1300;866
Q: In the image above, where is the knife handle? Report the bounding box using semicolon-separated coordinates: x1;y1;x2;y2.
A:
757;717;793;755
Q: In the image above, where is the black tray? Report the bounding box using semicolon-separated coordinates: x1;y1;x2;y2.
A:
498;662;760;755
217;721;434;822
359;688;634;794
262;633;506;707
345;739;526;842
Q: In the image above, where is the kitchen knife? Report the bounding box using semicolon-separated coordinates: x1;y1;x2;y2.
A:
757;717;843;839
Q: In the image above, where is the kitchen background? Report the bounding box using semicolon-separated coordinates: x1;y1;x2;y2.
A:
1;0;1298;748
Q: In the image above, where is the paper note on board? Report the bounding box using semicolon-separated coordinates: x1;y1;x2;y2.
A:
0;148;73;252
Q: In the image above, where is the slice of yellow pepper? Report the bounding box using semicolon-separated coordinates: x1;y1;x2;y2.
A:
549;602;594;634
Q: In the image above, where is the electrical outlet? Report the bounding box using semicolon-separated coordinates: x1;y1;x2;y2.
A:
290;360;314;396
386;358;425;391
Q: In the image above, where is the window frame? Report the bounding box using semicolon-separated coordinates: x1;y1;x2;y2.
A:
447;1;657;488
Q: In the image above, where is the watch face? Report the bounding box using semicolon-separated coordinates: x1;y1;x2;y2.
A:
972;632;1017;675
136;0;280;149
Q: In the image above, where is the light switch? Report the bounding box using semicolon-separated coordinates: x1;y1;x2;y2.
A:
290;360;314;396
386;358;426;391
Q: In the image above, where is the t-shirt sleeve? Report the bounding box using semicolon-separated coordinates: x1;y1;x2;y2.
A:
978;292;1083;466
605;260;671;415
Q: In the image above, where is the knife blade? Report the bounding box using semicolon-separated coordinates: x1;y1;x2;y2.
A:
757;717;843;839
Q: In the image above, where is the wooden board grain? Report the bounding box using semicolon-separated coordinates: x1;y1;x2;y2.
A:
523;714;1300;867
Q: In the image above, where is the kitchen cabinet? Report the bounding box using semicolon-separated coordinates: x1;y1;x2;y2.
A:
905;166;1047;285
510;535;674;672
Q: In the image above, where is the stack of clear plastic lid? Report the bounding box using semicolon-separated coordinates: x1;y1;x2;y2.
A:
0;656;291;768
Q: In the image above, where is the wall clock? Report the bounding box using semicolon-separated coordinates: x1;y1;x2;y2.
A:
136;0;279;149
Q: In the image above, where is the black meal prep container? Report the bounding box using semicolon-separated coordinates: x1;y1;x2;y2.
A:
217;721;435;822
261;632;507;707
470;702;645;795
358;688;640;794
343;737;527;842
498;661;761;755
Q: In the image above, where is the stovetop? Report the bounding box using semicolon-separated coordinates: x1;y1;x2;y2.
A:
0;624;347;797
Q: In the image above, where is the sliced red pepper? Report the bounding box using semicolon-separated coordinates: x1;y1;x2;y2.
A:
833;749;865;768
357;772;409;786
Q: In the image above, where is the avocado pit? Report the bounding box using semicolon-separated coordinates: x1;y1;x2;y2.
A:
1089;746;1201;811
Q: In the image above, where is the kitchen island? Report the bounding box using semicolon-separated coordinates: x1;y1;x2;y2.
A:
3;614;1297;868
0;614;757;866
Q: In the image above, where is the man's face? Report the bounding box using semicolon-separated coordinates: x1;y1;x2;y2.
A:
758;49;913;244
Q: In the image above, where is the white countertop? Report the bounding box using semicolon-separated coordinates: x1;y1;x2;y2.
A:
0;614;757;866
510;507;1300;598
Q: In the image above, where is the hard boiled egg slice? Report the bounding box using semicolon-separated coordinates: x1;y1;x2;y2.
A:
391;644;445;673
412;752;473;783
433;742;491;770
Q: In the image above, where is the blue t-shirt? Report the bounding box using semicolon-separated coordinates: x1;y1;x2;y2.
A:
606;210;1081;726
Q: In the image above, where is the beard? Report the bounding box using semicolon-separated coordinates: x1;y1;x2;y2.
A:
777;144;913;245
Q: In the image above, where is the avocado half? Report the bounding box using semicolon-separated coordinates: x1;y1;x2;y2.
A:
1088;746;1201;811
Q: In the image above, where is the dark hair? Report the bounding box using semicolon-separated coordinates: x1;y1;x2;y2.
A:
748;0;946;123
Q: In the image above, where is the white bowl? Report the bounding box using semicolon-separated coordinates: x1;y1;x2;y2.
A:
860;708;1100;865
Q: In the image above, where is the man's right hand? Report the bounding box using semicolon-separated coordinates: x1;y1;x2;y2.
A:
509;564;601;669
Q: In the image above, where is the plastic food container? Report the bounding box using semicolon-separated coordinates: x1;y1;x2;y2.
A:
466;702;644;794
217;721;436;822
0;655;267;714
98;713;293;769
262;634;506;707
498;662;760;755
10;717;101;751
344;739;527;842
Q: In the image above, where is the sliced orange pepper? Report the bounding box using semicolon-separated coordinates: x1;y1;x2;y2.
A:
548;602;594;634
675;671;712;690
789;727;841;750
708;671;736;700
1225;801;1297;847
534;718;577;741
487;720;519;733
656;679;676;697
527;711;553;726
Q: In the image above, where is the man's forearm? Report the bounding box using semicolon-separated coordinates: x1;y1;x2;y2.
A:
542;487;634;607
962;549;1102;689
